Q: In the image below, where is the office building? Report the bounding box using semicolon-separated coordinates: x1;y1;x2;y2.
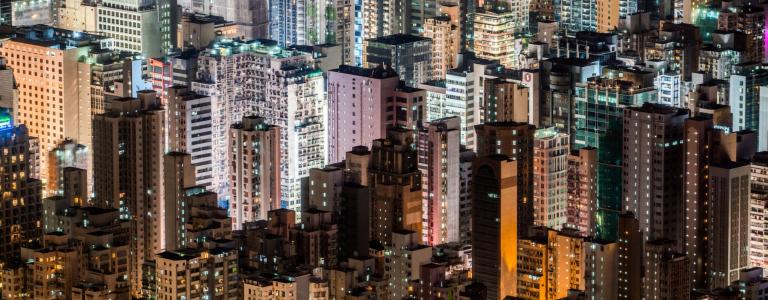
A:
475;122;535;234
472;155;518;300
364;34;433;87
96;0;163;56
0;26;111;190
708;161;751;288
574;77;656;240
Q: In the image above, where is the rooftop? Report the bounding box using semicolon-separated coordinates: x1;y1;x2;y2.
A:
368;34;430;45
331;65;399;79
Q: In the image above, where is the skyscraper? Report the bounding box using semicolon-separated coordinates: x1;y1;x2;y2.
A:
167;86;214;189
533;128;569;230
0;110;42;261
229;116;281;229
472;155;518;300
326;65;399;163
709;161;751;288
193;39;326;211
475;122;535;234
566;146;597;236
418;116;461;245
574;77;657;240
92;92;165;297
622;103;687;245
364;34;433;87
97;0;163;57
369;128;422;245
0;26;109;191
473;8;516;68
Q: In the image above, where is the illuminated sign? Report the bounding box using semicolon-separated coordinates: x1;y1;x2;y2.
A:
0;111;12;131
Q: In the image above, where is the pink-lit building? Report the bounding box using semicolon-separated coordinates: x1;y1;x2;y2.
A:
326;65;399;163
566;146;597;236
418;116;461;245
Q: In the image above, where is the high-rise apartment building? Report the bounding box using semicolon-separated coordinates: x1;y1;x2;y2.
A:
92;92;165;297
369;128;422;245
418;116;460;245
458;149;475;245
566;146;597;236
164;152;230;251
617;212;642;299
149;51;199;105
483;79;529;123
156;247;240;299
423;15;460;80
364;34;433;87
385;230;433;299
326;65;399;163
643;239;691;299
533;128;569;230
444;63;482;148
585;239;618;298
179;0;269;40
0;26;111;191
475;122;535;234
193;39;325;211
546;228;586;297
717;3;764;63
473;8;515;68
472;155;518;300
645;22;701;81
0;112;42;261
167;86;214;189
229;116;281;229
750;152;768;269
622;103;687;245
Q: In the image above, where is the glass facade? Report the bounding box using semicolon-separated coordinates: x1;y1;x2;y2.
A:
574;82;656;240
